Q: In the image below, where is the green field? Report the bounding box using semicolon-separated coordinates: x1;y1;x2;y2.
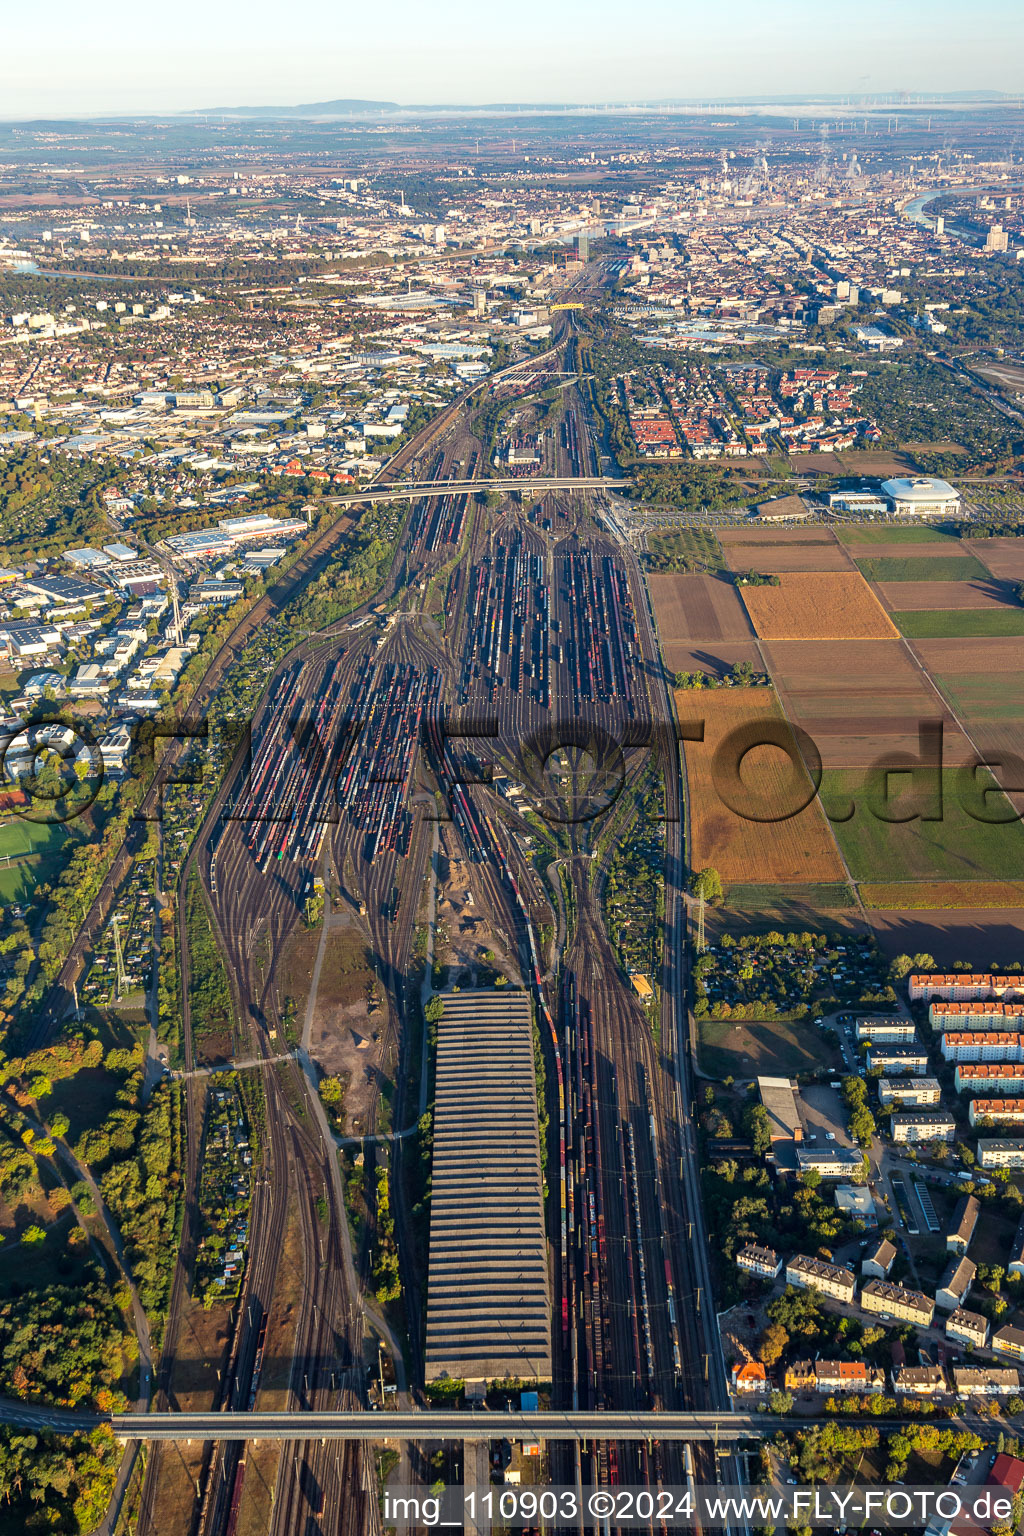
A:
723;882;857;911
821;767;1024;881
856;554;992;582
892;609;1024;638
697;1016;841;1078
835;525;960;546
931;672;1024;723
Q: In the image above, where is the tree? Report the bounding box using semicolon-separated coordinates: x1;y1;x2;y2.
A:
767;1389;793;1414
744;1103;773;1158
693;867;723;904
759;1323;789;1366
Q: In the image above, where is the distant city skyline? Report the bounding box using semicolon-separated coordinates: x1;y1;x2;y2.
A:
3;0;1023;118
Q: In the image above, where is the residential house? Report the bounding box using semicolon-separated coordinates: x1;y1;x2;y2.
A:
992;1325;1024;1362
892;1364;947;1396
861;1237;897;1280
936;1256;976;1313
947;1196;980;1255
946;1309;990;1351
953;1366;1018;1397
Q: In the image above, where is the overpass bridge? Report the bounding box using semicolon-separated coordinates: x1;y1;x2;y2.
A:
331;476;629;503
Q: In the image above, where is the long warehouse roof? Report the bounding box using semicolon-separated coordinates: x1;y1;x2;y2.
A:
425;991;551;1387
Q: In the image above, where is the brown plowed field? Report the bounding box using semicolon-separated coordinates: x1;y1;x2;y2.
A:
761;638;973;768
676;686;848;885
974;539;1024;580
648;572;755;642
865;907;1024;959
719;527;836;546
662;641;764;680
739;572;898;640
876;578;1015;610
720;539;854;574
914;636;1024;676
859;882;1024;909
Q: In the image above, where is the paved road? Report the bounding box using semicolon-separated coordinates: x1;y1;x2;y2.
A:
104;1408;1000;1442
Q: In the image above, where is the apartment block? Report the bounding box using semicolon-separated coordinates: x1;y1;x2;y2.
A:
942;1033;1024;1064
969;1099;1024;1128
953;1367;1019;1397
978;1140;1024;1170
946;1309;990;1351
861;1278;935;1327
855;1018;918;1044
956;1064;1024;1095
736;1244;782;1280
814;1359;885;1394
785;1255;857;1303
862;1236;897;1280
947;1195;980;1255
930;1001;1024;1033
936;1255;976;1313
992;1325;1024;1362
891;1110;956;1143
867;1045;930;1076
911;973;1023;1002
893;1364;947;1396
878;1078;941;1108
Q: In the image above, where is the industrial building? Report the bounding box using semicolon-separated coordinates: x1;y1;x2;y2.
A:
424;991;551;1391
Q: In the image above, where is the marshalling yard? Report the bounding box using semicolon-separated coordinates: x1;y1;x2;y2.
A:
60;267;734;1536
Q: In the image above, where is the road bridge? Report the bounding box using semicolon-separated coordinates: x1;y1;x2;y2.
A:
331;476;629;503
0;1405;971;1442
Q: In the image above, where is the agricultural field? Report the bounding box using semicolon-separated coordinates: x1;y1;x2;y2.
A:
974;537;1024;581
663;641;765;682
648;571;755;642
858;881;1024;909
916;637;1024;724
738;571;898;641
820;767;1024;884
644;524;725;573
879;578;1018;611
865;906;1024;962
676;686;848;885
855;553;992;583
761;638;974;769
718;531;854;573
891;609;1024;638
834;524;961;547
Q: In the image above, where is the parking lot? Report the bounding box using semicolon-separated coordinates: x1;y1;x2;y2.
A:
800;1082;854;1148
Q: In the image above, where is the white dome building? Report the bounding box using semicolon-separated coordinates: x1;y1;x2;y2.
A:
880;476;962;517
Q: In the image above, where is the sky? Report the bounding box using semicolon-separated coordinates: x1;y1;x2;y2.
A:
2;0;1023;117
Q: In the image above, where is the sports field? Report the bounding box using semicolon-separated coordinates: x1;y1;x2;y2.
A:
676;686;848;885
697;1016;841;1079
739;571;898;640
